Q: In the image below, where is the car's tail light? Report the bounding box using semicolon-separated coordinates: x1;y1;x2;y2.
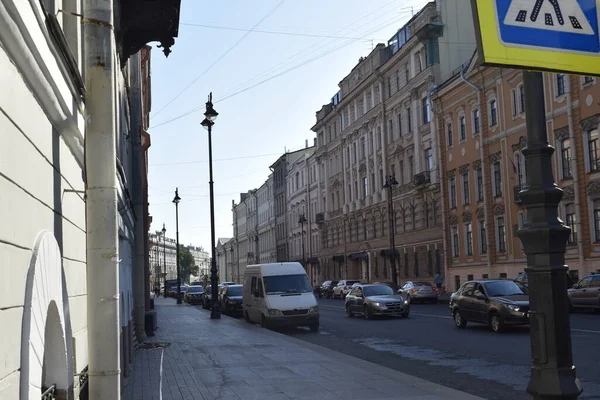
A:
410;288;419;293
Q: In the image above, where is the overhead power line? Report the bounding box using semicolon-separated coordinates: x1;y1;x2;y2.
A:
151;0;287;119
179;22;387;41
149;152;283;167
149;9;418;130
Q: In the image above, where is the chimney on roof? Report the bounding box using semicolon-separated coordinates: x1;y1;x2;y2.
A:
305;139;308;149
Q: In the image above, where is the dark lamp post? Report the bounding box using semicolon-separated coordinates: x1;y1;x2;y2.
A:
517;71;581;399
298;214;307;270
203;92;221;319
173;189;182;304
383;175;399;286
162;223;167;298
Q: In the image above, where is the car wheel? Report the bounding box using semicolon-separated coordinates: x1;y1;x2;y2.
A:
309;324;319;332
363;305;372;320
490;313;505;333
346;304;353;317
453;310;467;328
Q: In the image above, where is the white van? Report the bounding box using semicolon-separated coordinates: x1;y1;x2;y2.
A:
242;262;319;331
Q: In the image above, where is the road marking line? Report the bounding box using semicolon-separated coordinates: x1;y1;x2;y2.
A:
159;347;165;400
320;304;344;309
411;312;453;319
572;328;600;334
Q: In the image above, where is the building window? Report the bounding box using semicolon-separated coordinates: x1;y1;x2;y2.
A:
459;116;466;141
409;156;414;178
407;107;412;132
492;161;502;197
362;176;368;198
422;97;431;124
594;199;600;242
465;223;473;256
490;100;498;126
473;109;480;134
388;119;394;142
480;223;487;254
584;76;595;84
561;138;572;178
388;76;392;98
447;122;453;147
425;148;433;172
476;168;483;201
295;172;299;190
588;129;600;171
361;137;366;159
556;74;566;96
515;152;525;187
462;172;470;205
565;204;577;245
449;176;456;208
519;85;525;113
396;69;401;90
497;217;506;253
398;114;403;137
399;161;404;185
452;227;459;257
405;63;410;82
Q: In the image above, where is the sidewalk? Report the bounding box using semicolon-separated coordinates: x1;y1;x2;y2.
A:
124;297;485;400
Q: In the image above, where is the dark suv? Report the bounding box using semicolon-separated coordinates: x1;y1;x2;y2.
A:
450;279;529;333
319;280;339;298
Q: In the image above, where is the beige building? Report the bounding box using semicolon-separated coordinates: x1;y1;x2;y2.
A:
433;53;600;291
310;1;475;285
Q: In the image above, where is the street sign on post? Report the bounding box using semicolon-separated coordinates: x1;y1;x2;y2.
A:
472;0;600;75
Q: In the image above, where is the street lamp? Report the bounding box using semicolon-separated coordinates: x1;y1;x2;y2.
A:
162;223;167;298
517;71;581;399
298;213;307;269
383;175;399;286
173;188;182;304
201;92;221;319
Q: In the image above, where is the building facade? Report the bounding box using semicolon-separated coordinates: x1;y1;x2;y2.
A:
310;2;475;285
257;175;276;264
434;54;600;291
216;237;233;281
286;146;316;271
0;0;165;397
149;231;178;284
188;245;210;282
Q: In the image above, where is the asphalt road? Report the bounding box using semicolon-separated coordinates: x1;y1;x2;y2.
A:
280;298;600;400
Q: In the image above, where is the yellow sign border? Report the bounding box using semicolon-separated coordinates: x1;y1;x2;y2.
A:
472;0;600;76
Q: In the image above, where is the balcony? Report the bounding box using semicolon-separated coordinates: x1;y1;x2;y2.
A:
413;171;431;187
513;185;523;205
316;212;325;225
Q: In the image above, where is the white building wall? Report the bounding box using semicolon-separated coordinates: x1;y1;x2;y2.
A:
0;0;88;396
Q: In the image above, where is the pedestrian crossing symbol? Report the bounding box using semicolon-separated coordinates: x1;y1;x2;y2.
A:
471;0;600;76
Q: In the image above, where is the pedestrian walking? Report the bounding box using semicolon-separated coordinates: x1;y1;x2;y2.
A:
434;272;443;293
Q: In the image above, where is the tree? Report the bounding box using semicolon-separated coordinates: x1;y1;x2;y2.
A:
178;245;199;284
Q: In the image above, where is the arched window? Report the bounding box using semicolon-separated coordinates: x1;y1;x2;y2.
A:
514;151;526;187
565;204;577;245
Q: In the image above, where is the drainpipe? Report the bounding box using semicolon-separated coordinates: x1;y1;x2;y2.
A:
129;53;147;342
83;0;121;398
460;68;493;278
566;78;585;270
427;83;449;289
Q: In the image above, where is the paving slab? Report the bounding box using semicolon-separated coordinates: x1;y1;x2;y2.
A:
124;297;486;400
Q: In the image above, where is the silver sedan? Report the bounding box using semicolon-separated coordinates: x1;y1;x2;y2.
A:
398;281;439;303
345;284;410;319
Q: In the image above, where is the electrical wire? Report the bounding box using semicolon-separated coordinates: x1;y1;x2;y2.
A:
179;22;388;41
149;9;417;130
151;0;287;119
149;152;283;167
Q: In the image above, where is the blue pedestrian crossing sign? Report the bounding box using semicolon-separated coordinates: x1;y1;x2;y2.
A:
472;0;600;75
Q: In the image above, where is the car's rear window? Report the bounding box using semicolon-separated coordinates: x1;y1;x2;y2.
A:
414;282;432;286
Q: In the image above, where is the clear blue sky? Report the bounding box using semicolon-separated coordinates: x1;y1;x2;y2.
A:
147;0;429;250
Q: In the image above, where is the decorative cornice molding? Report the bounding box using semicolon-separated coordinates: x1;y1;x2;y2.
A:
511;136;527;152
447;169;456;178
581;114;600;133
458;164;470;175
489;151;501;163
472;160;482;171
587;180;600;199
476;207;485;220
492;203;505;216
462;211;472;223
554;126;570;142
448;214;458;225
562;185;575;201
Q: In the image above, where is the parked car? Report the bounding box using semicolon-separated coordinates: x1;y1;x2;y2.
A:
333;280;360;299
568;274;600;311
399;281;439;303
344;284;410;319
242;262;319;331
319;280;339;298
168;286;177;297
450;279;529;333
221;281;236;286
515;272;574;290
202;284;223;309
184;285;204;304
220;284;244;316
